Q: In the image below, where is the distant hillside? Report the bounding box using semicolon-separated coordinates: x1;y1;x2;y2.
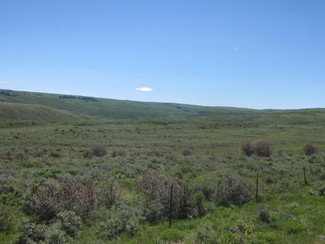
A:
0;102;80;121
0;89;255;120
0;89;324;126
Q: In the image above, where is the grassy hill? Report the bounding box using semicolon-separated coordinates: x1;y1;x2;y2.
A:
0;89;325;128
0;102;80;121
0;89;324;243
0;89;255;120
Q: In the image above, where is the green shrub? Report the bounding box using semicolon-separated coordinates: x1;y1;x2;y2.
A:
226;214;254;244
0;202;13;232
196;220;217;243
56;211;82;237
44;222;66;244
0;178;16;194
100;204;143;238
160;228;184;242
191;191;206;217
84;144;107;158
91;144;107;157
193;177;217;201
19;221;67;244
20;158;43;168
304;142;318;155
273;219;306;234
50;150;61;158
183;149;193;156
216;173;253;206
139;172;184;221
308;154;323;164
98;178;120;208
242;141;254;156
83;149;94;158
24;179;95;220
18;221;47;243
111;149;126;157
254;141;272;157
241;141;272;157
251;232;277;244
257;207;279;223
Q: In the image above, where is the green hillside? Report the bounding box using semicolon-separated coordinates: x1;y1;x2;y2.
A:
0;102;80;121
0;89;325;244
0;89;254;120
0;89;325;128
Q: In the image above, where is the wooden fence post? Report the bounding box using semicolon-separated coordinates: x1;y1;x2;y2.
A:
303;166;308;185
169;184;173;228
256;170;259;202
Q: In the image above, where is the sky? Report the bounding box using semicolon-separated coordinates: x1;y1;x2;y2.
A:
1;0;325;109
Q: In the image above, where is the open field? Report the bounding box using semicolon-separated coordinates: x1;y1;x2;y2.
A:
0;90;324;243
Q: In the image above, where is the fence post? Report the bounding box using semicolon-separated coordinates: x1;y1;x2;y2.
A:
256;170;259;202
303;166;308;185
169;184;173;228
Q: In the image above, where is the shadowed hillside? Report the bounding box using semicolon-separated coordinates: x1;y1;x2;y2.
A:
0;102;80;121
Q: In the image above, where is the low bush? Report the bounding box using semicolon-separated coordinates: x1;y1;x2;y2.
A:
20;158;43;168
183;149;193;156
24;179;95;220
50;150;61;158
193;177;217;201
98;178;120;208
257;206;279;223
252;232;277;244
196;220;217;243
111;150;126;157
0;202;13;232
160;228;185;242
139;172;193;221
254;141;272;157
100;204;143;238
227;214;254;244
92;144;107;157
44;222;66;244
83;149;94;158
216;173;253;206
241;141;272;157
56;211;82;237
18;221;47;244
304;142;319;155
84;144;107;158
273;219;306;234
242;141;254;156
19;220;66;244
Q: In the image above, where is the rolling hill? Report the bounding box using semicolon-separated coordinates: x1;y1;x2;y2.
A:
0;102;80;121
0;89;324;127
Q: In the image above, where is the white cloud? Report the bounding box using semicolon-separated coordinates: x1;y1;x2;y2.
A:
136;87;153;92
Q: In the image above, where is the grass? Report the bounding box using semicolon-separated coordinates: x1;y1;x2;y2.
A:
0;89;324;243
0;102;79;121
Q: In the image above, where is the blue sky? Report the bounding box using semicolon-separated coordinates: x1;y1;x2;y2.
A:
1;0;324;109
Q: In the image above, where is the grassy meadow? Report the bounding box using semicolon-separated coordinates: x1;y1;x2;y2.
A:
0;89;325;243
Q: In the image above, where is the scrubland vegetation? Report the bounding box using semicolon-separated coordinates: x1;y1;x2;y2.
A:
0;90;324;243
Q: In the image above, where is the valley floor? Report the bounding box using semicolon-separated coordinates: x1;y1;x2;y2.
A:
0;120;324;243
